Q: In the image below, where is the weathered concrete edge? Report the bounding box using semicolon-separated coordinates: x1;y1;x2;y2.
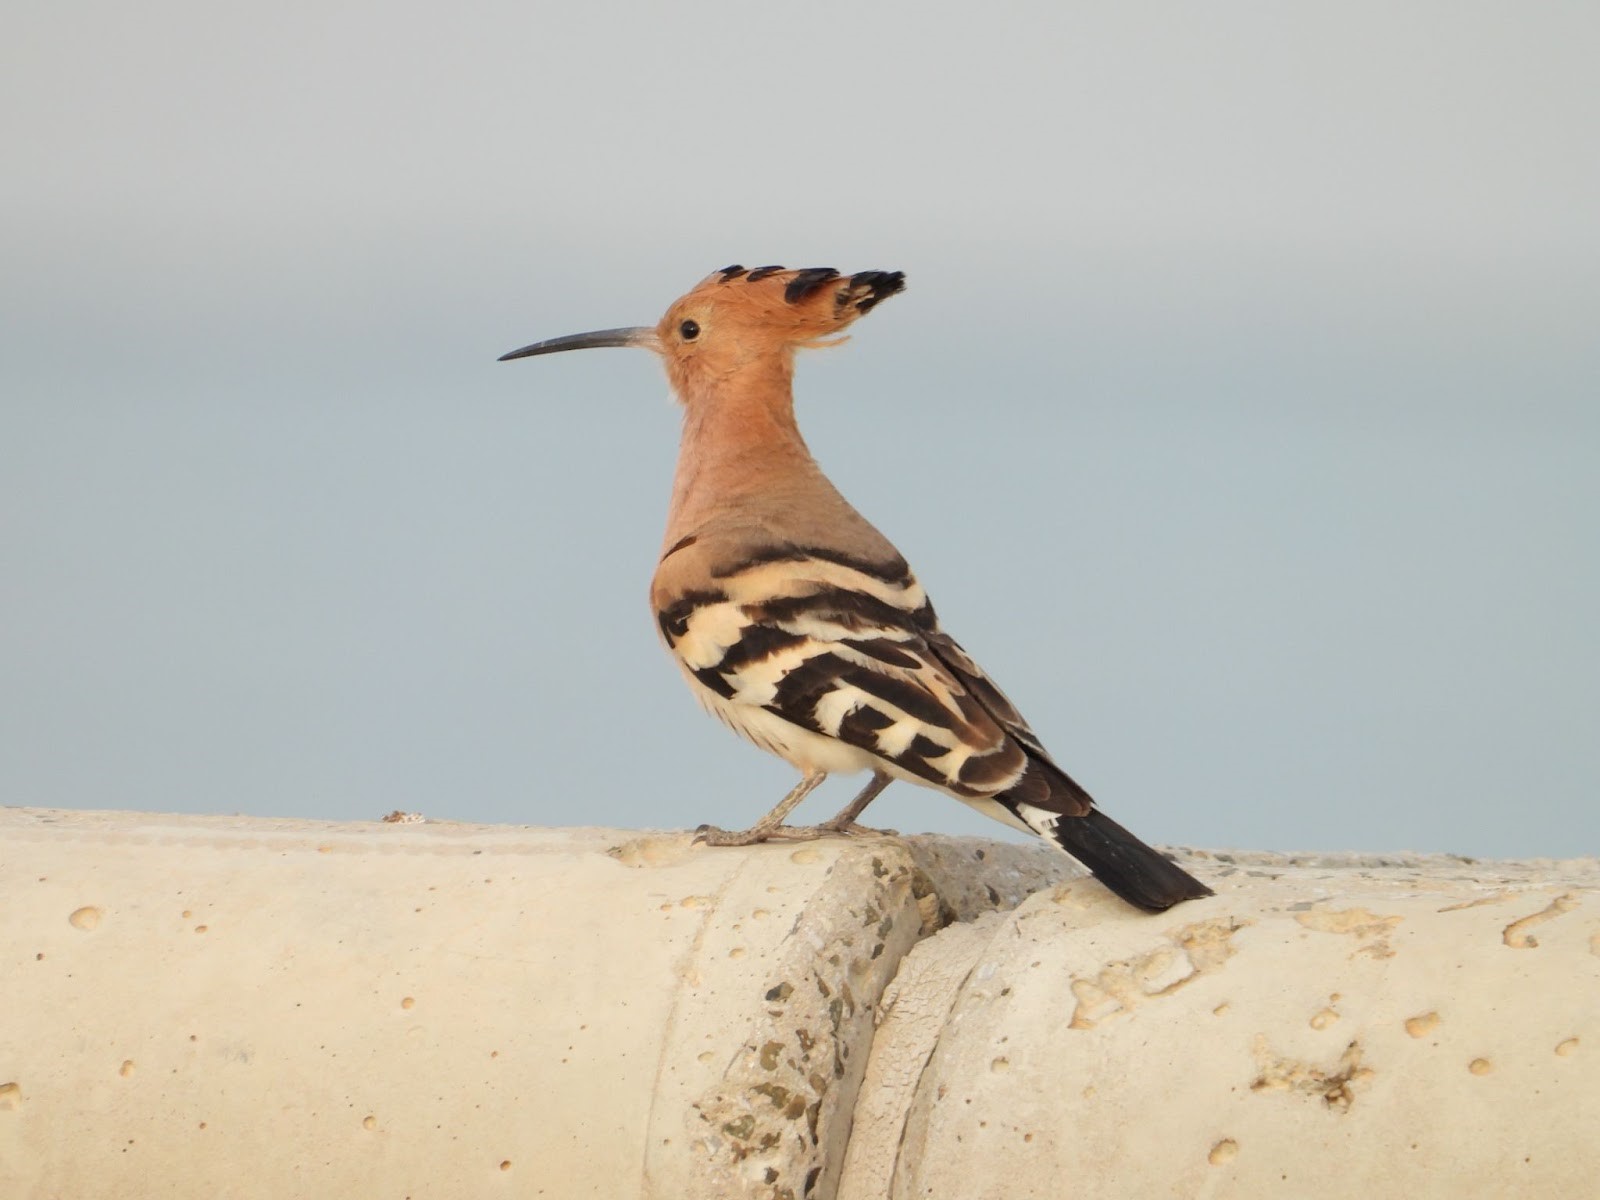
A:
5;806;1597;1200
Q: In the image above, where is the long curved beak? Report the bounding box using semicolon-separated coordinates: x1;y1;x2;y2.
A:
497;326;655;362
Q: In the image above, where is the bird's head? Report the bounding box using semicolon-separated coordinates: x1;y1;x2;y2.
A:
499;265;905;401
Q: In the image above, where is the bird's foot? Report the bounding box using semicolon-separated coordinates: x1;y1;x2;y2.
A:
692;823;817;846
693;821;894;846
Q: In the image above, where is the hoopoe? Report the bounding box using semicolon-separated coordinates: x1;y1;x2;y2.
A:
500;265;1212;912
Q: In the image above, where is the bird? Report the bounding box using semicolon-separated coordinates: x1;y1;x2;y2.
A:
499;265;1211;912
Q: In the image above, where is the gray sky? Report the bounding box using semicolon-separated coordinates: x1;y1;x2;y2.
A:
4;3;1597;858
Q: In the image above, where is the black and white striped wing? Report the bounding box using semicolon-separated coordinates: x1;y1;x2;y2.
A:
656;546;1074;808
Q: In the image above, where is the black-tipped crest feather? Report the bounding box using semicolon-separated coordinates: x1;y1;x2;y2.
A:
711;265;905;317
846;270;906;313
784;267;841;303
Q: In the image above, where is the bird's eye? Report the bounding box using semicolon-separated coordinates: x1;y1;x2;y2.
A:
679;319;700;341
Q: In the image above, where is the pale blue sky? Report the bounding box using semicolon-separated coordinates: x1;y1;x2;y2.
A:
4;3;1597;856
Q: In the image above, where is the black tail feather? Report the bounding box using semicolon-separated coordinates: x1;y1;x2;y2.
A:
1047;808;1213;912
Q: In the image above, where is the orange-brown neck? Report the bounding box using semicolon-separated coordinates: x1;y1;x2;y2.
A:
660;353;822;552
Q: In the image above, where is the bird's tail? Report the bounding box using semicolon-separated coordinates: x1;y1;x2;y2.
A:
1001;755;1212;911
1043;806;1214;912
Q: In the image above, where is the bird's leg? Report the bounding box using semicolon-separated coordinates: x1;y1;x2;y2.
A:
816;770;896;835
695;770;829;846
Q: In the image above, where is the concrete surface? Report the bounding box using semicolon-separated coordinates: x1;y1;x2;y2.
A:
0;808;1061;1199
1;808;1595;1199
840;849;1600;1200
